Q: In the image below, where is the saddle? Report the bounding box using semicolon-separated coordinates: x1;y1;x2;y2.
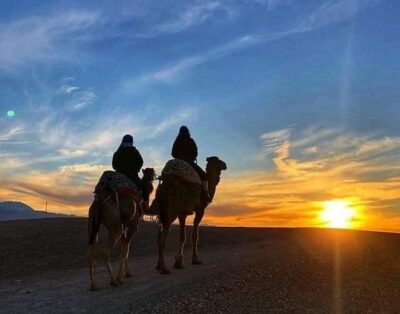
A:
161;159;202;186
94;170;142;204
150;160;201;221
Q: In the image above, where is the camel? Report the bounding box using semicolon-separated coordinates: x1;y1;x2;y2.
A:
154;156;227;274
87;168;155;290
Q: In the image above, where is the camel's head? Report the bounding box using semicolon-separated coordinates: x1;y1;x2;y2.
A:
206;156;227;187
142;168;156;182
142;168;156;196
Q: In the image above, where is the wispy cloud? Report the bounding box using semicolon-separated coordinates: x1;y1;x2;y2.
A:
146;1;229;37
140;107;197;139
0;10;99;69
0;163;108;214
134;0;382;84
0;125;26;142
58;85;80;94
56;78;97;110
261;128;290;155
0;73;197;180
206;125;400;229
252;0;288;11
261;126;400;179
0;106;193;213
136;35;261;83
302;0;382;30
68;89;97;111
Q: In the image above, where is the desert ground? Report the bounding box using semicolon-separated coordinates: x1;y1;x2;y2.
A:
1;218;400;313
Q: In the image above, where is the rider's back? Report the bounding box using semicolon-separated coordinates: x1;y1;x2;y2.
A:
171;136;198;162
112;146;143;180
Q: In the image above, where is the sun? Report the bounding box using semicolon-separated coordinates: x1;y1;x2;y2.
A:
320;200;355;228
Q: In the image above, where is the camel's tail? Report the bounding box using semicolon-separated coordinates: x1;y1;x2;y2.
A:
88;198;102;245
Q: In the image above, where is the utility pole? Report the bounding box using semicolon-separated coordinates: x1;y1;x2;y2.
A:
45;201;48;212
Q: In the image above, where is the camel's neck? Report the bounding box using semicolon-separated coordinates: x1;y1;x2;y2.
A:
143;176;151;184
206;170;220;201
142;175;154;190
142;176;154;187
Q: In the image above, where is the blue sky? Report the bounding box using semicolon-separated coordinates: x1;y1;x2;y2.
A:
0;0;399;230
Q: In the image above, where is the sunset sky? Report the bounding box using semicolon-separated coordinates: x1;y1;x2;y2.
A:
0;0;399;231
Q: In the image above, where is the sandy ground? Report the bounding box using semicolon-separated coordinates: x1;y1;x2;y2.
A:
1;218;400;313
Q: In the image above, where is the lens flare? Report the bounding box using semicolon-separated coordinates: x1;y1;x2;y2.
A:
6;110;15;118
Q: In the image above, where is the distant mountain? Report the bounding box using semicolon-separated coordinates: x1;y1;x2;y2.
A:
0;201;75;221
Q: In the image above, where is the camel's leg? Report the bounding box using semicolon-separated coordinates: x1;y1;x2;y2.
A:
117;236;130;284
156;225;163;270
192;210;204;265
123;212;141;278
87;243;99;291
157;222;171;274
104;228;122;287
174;215;187;269
123;241;133;278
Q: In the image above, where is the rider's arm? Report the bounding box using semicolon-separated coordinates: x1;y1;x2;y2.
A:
171;139;179;159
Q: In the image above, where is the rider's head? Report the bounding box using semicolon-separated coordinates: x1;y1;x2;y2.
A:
121;134;133;147
178;125;190;138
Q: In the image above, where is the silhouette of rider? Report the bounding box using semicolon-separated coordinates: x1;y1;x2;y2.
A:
171;126;211;202
112;134;149;210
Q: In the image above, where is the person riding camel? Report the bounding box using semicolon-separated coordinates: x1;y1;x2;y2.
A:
112;134;149;211
171;126;211;202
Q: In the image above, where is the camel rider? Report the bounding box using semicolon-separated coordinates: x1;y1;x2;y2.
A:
171;126;211;202
112;134;149;211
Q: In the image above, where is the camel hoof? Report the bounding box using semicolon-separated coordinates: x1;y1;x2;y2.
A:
117;277;124;285
161;269;171;275
89;284;100;291
174;256;184;269
192;258;202;265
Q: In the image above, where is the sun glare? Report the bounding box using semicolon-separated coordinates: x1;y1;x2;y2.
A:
320;200;355;228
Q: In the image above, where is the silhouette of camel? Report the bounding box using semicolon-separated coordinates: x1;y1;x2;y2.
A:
154;157;227;274
87;168;155;290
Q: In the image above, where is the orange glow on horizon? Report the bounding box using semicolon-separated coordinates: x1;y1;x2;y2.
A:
1;166;399;232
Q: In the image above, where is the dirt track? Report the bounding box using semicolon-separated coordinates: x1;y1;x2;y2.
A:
1;218;400;313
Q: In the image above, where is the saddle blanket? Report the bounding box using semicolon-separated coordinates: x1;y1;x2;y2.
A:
161;159;202;186
94;171;140;201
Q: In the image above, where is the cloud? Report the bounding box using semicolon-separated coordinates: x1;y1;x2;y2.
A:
302;0;383;30
262;126;400;180
261;128;300;176
203;125;400;229
136;35;261;83
55;78;98;110
140;107;197;139
3;124;398;230
0;125;26;142
68;89;97;111
0;75;197;179
133;0;382;84
252;0;288;11
0;10;99;69
58;85;80;94
147;1;228;36
139;56;206;83
0;162;108;214
261;128;290;155
57;149;87;158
